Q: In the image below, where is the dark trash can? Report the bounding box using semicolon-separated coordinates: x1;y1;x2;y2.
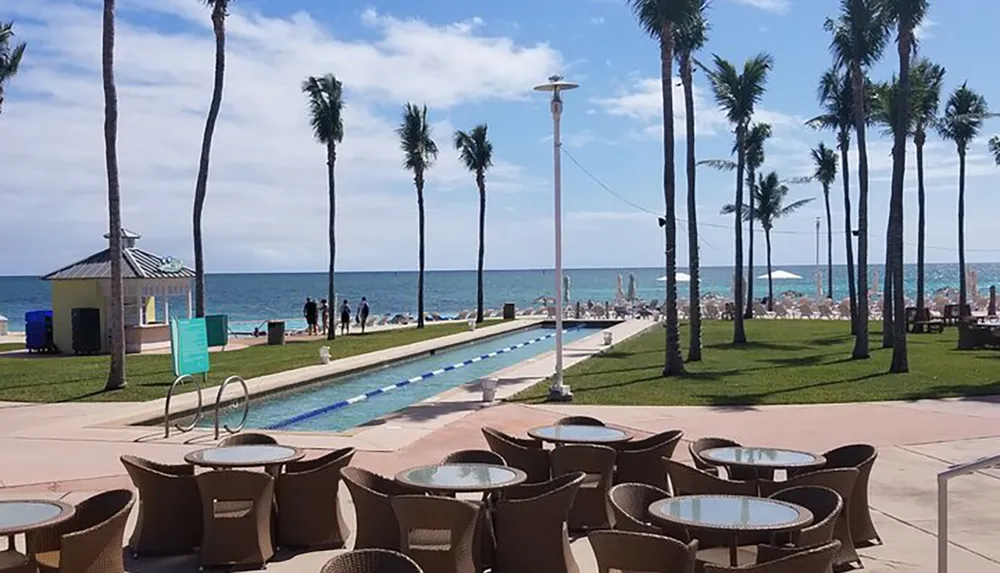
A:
205;314;229;348
267;321;286;346
502;303;516;321
71;307;101;355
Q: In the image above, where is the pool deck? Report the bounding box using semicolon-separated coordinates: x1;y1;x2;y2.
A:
0;319;998;571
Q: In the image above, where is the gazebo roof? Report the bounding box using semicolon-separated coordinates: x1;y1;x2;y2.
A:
43;248;194;281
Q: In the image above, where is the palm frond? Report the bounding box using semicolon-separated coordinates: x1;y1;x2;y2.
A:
989;135;1000;165
936;82;990;152
673;0;711;57
825;0;890;71
752;171;814;230
741;122;773;171
698;159;736;171
453;124;493;173
301;74;344;146
720;202;751;220
628;0;699;40
0;20;27;85
810;142;838;188
397;103;439;172
703;53;773;127
909;58;945;133
881;0;929;52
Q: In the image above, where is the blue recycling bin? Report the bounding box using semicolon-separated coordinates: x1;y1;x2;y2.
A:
25;310;56;353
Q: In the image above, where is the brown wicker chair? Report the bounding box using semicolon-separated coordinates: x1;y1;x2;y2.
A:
614;430;683;488
120;455;201;556
276;447;355;549
195;470;275;569
608;483;690;542
0;550;33;573
27;489;135;573
554;415;605;426
662;458;757;497
493;472;585;573
688;438;770;481
392;495;479;573
342;467;424;551
550;444;617;531
482;427;550;484
758;468;859;570
218;432;278;446
442;450;507;466
747;541;842;573
821;444;881;547
320;549;424;573
768;486;842;548
589;529;698;573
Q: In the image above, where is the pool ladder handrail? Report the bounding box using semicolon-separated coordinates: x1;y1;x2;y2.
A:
214;375;250;440
164;374;204;438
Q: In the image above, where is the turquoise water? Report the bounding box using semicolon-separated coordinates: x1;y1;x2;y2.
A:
2;264;998;331
205;325;602;433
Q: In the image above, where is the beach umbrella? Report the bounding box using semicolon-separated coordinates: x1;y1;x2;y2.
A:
969;268;979;297
757;270;803;280
627;273;636;302
989;285;996;315
616;274;625;301
872;268;879;296
657;272;691;282
815;271;823;298
563;275;571;304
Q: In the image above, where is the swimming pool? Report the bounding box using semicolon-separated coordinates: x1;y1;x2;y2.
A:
205;325;603;433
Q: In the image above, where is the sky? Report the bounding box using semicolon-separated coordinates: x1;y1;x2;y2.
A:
2;0;999;275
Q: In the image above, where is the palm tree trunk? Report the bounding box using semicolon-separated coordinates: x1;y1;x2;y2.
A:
659;30;684;376
882;229;894;349
744;167;755;319
839;134;858;334
102;0;125;390
958;149;967;319
733;125;748;344
416;172;426;329
476;171;486;324
766;230;774;312
824;184;834;299
192;4;227;318
915;133;927;314
851;61;871;359
327;144;337;341
681;52;702;362
888;30;910;373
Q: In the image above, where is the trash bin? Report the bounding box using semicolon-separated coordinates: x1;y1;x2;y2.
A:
205;314;229;348
603;331;613;346
502;303;516;320
71;307;101;355
319;346;331;364
468;319;476;332
267;321;286;346
25;310;56;353
481;378;498;402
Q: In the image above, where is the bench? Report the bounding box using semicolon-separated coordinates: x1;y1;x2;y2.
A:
906;306;945;334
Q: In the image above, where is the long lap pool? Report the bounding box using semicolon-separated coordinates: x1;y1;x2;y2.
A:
204;325;603;433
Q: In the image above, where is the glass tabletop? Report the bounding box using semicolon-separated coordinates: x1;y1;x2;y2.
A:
0;500;74;535
649;495;812;532
701;447;825;469
396;463;527;492
528;425;631;444
185;444;303;467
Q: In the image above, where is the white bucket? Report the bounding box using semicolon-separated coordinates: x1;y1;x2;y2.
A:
603;331;613;346
468;319;477;332
319;346;331;364
481;378;498;402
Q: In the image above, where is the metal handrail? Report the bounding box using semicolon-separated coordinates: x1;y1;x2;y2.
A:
213;375;250;440
163;374;204;438
937;453;1000;573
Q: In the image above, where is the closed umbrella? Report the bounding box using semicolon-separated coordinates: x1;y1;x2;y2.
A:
989;285;996;316
564;275;571;304
627;273;636;302
616;274;625;301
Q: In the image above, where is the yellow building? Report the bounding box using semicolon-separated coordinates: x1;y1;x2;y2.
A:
42;229;194;354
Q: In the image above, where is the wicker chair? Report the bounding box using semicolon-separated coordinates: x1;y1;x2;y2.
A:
392;496;479;573
0;550;33;573
276;447;355;549
550;444;617;531
662;458;757;497
608;483;690;542
218;432;278;446
442;450;507;466
196;470;275;569
589;530;698;573
482;427;550;484
27;489;135;573
821;444;881;547
554;416;605;426
119;455;201;556
742;541;842;573
614;430;684;488
768;486;843;548
320;549;424;573
688;438;769;481
342;467;424;551
493;472;585;573
759;468;859;570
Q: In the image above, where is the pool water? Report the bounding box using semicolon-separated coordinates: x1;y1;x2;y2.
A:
207;326;603;433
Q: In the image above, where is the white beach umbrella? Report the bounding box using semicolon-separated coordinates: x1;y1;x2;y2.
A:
616;274;625;301
758;270;803;280
657;273;691;282
564;275;571;304
626;273;636;301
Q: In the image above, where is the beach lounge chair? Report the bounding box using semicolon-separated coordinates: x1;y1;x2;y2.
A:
455;311;468;320
772;302;790;319
817;303;835;319
753;301;772;319
704;303;720;320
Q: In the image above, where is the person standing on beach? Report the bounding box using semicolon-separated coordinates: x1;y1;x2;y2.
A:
319;299;329;336
340;299;351;335
358;297;370;334
304;297;318;335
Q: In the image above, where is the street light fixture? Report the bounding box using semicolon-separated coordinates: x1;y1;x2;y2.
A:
534;74;578;402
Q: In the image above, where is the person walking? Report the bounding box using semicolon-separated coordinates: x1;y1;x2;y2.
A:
303;297;318;335
340;299;351;336
319;299;329;336
358;297;370;334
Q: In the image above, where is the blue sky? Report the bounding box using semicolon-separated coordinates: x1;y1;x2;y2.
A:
2;0;999;274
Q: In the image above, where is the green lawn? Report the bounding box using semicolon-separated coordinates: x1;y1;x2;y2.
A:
0;343;25;352
514;320;1000;405
0;322;479;403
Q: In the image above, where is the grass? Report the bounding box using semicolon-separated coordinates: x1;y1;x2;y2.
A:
0;322;482;403
0;343;25;352
514;320;1000;406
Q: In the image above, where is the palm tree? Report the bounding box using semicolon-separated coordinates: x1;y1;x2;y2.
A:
811;143;838;299
101;0;126;390
302;74;344;341
629;0;693;375
454;125;494;325
0;21;27;118
825;0;889;359
702;53;774;344
991;136;1000;164
742;122;772;318
937;83;989;320
754;173;815;311
397;103;438;330
192;0;232;318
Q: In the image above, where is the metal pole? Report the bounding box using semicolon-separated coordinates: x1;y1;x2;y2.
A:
815;217;821;296
551;89;565;394
938;474;948;573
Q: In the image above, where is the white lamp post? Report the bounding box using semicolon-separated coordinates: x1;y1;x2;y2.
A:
534;74;577;401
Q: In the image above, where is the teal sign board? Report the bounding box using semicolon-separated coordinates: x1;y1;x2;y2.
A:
170;318;210;377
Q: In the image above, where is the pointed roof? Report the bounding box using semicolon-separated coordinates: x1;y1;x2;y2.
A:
43;248;194;280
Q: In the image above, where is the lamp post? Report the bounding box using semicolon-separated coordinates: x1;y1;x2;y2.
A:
534;75;578;401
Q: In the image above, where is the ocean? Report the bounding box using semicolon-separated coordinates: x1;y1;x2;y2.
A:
1;263;997;332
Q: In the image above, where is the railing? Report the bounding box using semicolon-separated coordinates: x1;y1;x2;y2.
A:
163;374;204;438
213;375;249;440
937;453;1000;573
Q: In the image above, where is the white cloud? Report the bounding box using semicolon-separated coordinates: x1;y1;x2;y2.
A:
730;0;791;14
914;17;938;40
590;17;606;25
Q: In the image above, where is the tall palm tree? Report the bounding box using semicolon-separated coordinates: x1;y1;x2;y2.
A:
629;0;693;375
101;0;126;390
702;53;774;344
192;0;231;318
0;20;27;118
937;83;989;320
454;125;493;325
397;103;438;330
991;136;1000;164
811;143;838;299
742;122;772;318
674;0;709;362
302;74;344;341
825;0;889;359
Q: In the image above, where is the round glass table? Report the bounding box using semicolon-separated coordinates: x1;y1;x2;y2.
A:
395;463;528;493
0;500;75;536
648;495;813;566
184;444;305;469
527;425;632;445
701;447;825;472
